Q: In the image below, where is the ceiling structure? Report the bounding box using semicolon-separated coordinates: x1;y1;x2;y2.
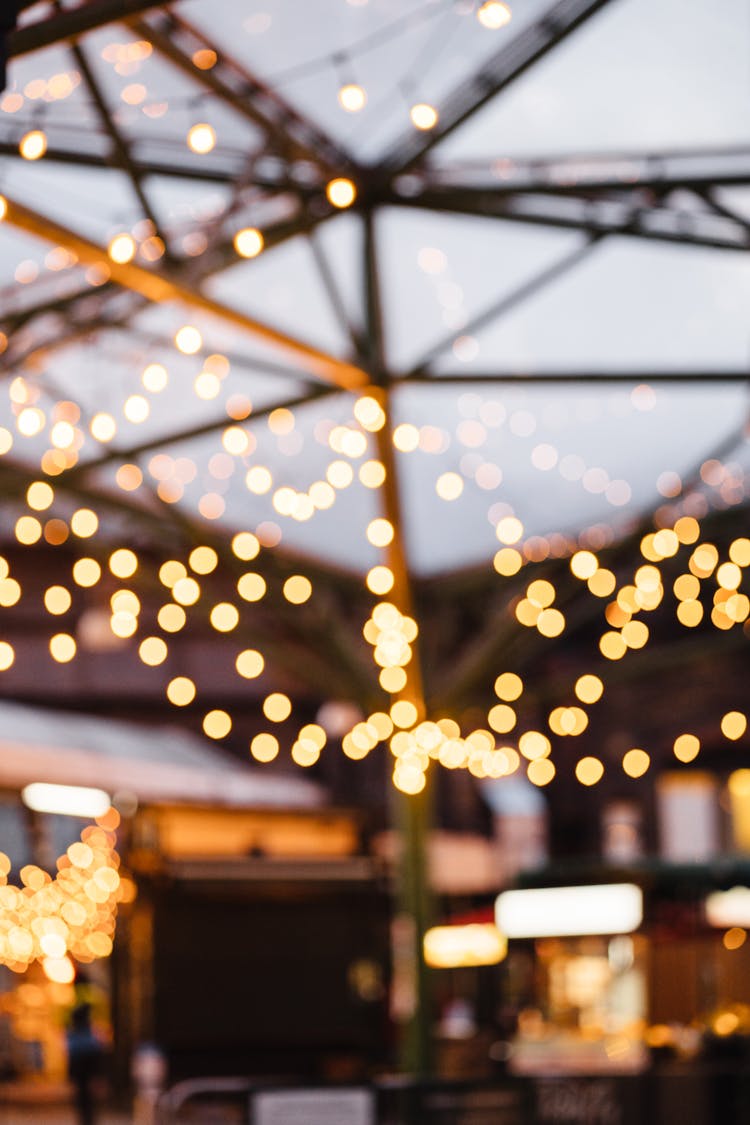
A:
0;0;748;800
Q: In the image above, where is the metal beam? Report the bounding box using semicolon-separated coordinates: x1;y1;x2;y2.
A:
387;187;750;253
70;41;171;256
421;144;750;197
383;0;620;174
1;195;368;390
7;0;173;57
405;370;750;385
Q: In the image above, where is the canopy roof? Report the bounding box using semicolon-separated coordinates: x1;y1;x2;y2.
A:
0;0;748;795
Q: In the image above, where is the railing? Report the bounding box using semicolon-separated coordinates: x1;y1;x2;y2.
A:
156;1065;750;1125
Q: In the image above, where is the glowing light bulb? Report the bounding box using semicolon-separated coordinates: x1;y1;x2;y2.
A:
338;83;366;112
107;233;136;264
410;103;438;130
19;129;47;160
187;122;216;153
233;227;264;258
477;1;512;29
326;178;357;208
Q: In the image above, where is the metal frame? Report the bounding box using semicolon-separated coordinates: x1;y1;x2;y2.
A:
2;0;749;1079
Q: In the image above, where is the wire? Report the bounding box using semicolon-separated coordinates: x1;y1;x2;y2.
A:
265;1;452;86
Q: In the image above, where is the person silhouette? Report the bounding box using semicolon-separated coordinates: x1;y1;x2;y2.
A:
66;1000;103;1125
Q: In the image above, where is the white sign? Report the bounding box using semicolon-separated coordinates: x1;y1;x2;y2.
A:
253;1088;374;1125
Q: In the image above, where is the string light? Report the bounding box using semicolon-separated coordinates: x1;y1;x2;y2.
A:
477;1;512;29
326;177;357;208
187;122;216;153
19;129;47;160
410;102;438;130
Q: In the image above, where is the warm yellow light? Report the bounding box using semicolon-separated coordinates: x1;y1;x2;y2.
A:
109;548;138;578
246;467;273;495
187;122;216;153
673;733;700;763
16;516;42;544
674;516;700;544
17;407;45;437
722;711;747;741
393;762;426;794
166;676;196;706
359;461;386;490
71;508;98;538
232;531;260;560
488;704;516;734
600;631;627;660
366;566;394;595
690;543;719;578
172;576;201;605
263;692;292;722
157;604;186;632
189;546;218;574
730;538;750;567
519;731;551;761
677;599;703;627
622;620;649;649
391;699;419;729
107;233;136;264
116;464;143;491
410;102;438;130
588;569;616;598
623;748;650;778
494;672;523;701
210;602;239;632
496;516;523;545
537;608;565;637
570;550;598;579
338;83;367;112
49;633;76;663
251;733;279;762
20;129;47;160
0;196;6;222
233;227;264;258
139;636;168;666
477;1;512;29
123;398;149;427
576;756;604;786
292;740;320;767
494;548;522;576
90;412;117;442
236;649;264;679
283;575;312;604
237;572;266;602
724;927;747;951
575;674;603;704
0;579;21;607
326;177;357;208
717;562;742;590
42;955;75;984
142;363;168;392
44;585;72;615
380;666;407;693
175;325;202;355
436;472;463;501
0;642;15;671
159;560;187;588
424;923;506;968
528;758;555;786
367;518;394;547
203;710;232;739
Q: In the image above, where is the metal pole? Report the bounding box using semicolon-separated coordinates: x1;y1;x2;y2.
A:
363;208;434;1077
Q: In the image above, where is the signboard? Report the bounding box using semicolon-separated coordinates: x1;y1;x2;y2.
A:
253;1087;374;1125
